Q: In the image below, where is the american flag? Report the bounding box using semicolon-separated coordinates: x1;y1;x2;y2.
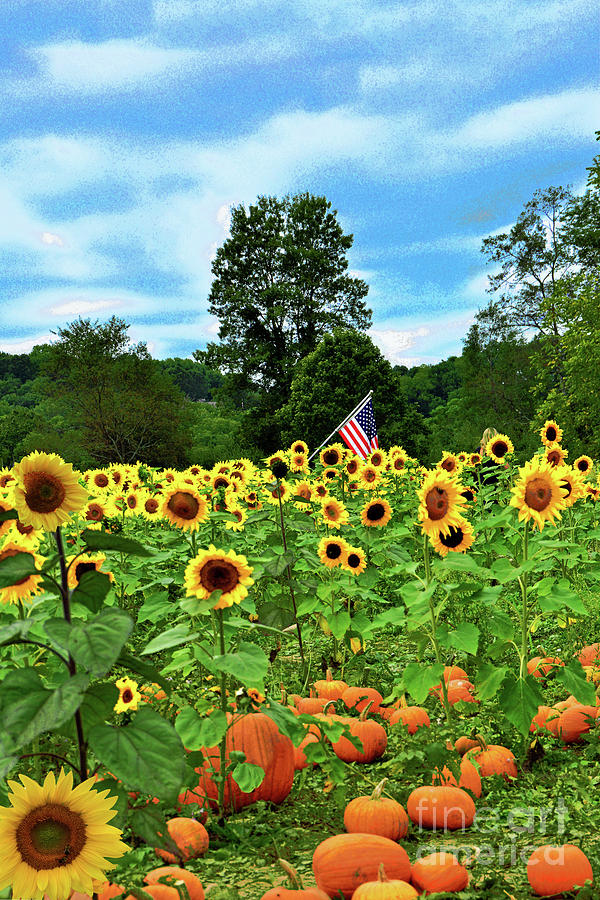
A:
339;397;379;459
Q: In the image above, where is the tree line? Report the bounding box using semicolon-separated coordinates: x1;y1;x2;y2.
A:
1;135;598;469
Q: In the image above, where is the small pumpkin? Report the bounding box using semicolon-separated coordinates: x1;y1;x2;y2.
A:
351;864;418;899
312;834;411;899
128;887;179;900
294;724;321;770
296;697;330;715
411;851;469;894
96;886;125;900
155;817;209;864
176;784;209;822
261;859;330;899
332;702;387;763
314;668;349;701
406;785;475;831
454;735;479;755
466;737;517;780
341;686;383;714
558;704;598;744
145;866;205;900
527;656;564;679
432;758;482;798
530;705;561;735
527;844;593;896
445;680;478;705
577;643;600;667
344;778;409;840
389;706;430;735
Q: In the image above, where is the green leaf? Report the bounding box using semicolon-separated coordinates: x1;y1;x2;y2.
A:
0;669;89;751
402;662;445;704
446;623;480;656
264;550;295;577
555;661;596;705
141;624;199;656
138;589;172;624
116;651;172;696
470;584;503;606
213;641;269;688
371;607;406;630
88;706;186;803
175;707;228;750
537;580;587;615
0;552;38;589
498;673;544;736
78;683;120;732
488;611;514;641
71;609;134;677
80;528;153;557
70;570;113;613
436;554;485;576
232;762;265;793
326;611;351;642
0;508;17;523
0;620;34;646
476;662;508;701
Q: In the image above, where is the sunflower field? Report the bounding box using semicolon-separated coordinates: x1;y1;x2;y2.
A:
1;425;600;900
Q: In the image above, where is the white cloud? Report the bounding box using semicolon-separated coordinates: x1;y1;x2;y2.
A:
463;273;491;300
41;231;64;246
370;326;429;364
30;39;196;93
48;298;121;316
0;334;54;354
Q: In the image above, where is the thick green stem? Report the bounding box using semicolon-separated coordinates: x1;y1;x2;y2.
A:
276;478;305;668
518;521;530;680
217;609;228;818
55;527;88;782
423;535;452;727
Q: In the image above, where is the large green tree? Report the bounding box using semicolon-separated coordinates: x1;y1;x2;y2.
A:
199;193;372;403
277;329;425;458
37;317;192;466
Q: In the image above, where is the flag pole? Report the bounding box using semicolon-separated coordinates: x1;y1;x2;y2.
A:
308;390;373;462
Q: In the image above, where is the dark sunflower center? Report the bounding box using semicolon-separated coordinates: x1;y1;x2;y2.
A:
86;504;103;521
347;553;360;567
145;498;159;513
112;472;122;484
441;459;456;472
23;472;66;513
547;451;561;466
293;444;304;453
577;460;589;472
0;474;14;487
122;689;133;703
94;473;109;488
75;561;97;582
546;426;557;441
561;480;572;497
168;491;200;519
214;477;229;489
326;543;342;560
299;487;311;500
492;440;508;457
233;510;243;522
323;450;339;465
16;803;86;870
347;460;358;474
425;487;449;520
372;454;382;466
461;489;475;502
0;548;29;584
393;459;404;470
366;502;385;521
324;470;336;480
16;520;35;535
200;559;239;593
324;504;338;519
525;477;552;511
440;526;464;548
364;469;376;482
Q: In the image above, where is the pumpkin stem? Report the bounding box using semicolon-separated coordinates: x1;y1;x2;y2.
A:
280;682;287;705
359;699;375;721
371;778;387;799
377;863;389;882
399;692;408;709
278;859;304;889
475;733;488;751
326;667;333;682
323;700;337;714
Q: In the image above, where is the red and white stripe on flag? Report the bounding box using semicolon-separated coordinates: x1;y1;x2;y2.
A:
338;397;379;460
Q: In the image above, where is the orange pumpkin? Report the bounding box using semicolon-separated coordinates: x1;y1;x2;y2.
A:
527;656;564;679
389;706;430;735
406;786;475;831
176;784;208;821
200;711;295;812
530;705;561;734
128;887;179;900
578;643;600;667
432;759;482;798
527;844;593;896
558;704;598;744
332;703;387;763
341;686;383;714
145;866;205;900
97;886;125;900
296;697;330;715
445;680;478;705
314;668;348;701
411;851;469;894
294;724;321;770
344;779;409;841
312;834;411;899
467;739;517;781
454;736;479;756
260;859;330;900
351;864;418;899
155;817;209;864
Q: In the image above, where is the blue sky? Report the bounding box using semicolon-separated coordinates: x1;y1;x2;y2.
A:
1;0;598;366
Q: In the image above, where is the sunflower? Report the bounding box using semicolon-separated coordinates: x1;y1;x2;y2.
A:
87;469;111;492
114;676;141;713
321;497;349;529
294;481;313;503
5;520;41;550
345;457;361;476
322;467;339;481
341;545;367;575
544;442;568;467
320;444;345;467
317;536;349;568
460;487;477;504
510;457;567;530
290;440;309;455
417;470;467;537
161;482;209;531
265;452;288;471
161;468;177;484
360;497;392;528
243;491;263;511
107;465;126;488
486;433;514;464
587;485;600;502
437;452;460;475
574;455;593;475
11;452;89;532
0;541;45;605
140;491;162;519
184;545;254;610
359;464;381;489
469;452;482;466
0;768;128;900
212;473;232;492
289;454;309;474
67;553;112;590
82;498;110;524
0;467;15;491
429;517;475;557
558;467;587;508
390;455;406;472
225;506;248;532
263;479;291;505
457;452;468;464
0;497;16;539
368;449;387;469
314;482;329;499
540;420;563;446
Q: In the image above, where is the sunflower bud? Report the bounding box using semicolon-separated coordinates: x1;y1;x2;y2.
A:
270;459;289;479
